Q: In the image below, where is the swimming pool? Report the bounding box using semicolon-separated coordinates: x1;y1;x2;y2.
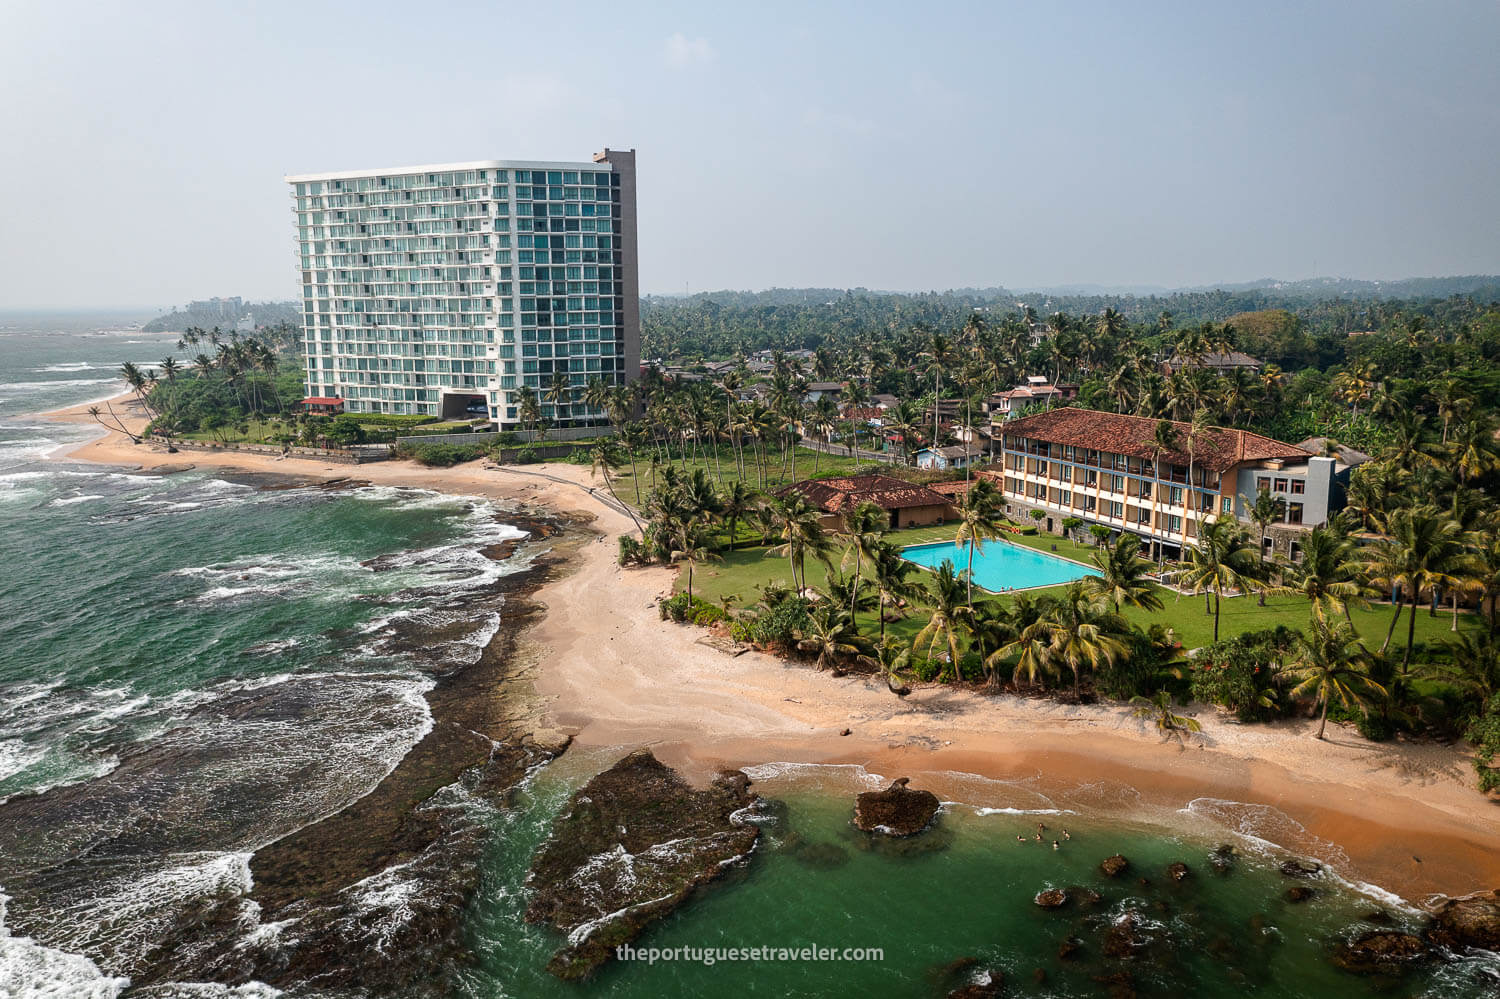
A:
900;538;1097;592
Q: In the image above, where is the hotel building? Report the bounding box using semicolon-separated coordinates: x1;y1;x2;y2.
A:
285;149;639;430
995;408;1339;559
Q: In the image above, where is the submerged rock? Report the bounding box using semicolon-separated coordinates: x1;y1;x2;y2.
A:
853;777;940;836
1099;854;1130;878
1331;931;1431;975
1092;969;1137;999
1058;935;1082;961
1285;884;1315;904
1210;844;1236;875
1102;910;1148;959
524;749;760;980
1034;888;1069;908
1426;889;1500;953
1167;862;1191;882
779;832;851;870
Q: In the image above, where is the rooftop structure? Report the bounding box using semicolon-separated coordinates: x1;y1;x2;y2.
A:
778;474;951;530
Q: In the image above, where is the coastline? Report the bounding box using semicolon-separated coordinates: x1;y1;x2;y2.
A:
40;393;1500;903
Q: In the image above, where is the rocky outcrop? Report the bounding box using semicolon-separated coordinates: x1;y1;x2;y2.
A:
947;969;1002;998
1167;862;1191;882
1102;911;1148;958
852;777;940;836
1034;888;1068;908
1279;858;1322;879
1426;889;1500;952
1331;931;1431;975
1209;844;1236;875
1099;854;1130;878
524;750;761;980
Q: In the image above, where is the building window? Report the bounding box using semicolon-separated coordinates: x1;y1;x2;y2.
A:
1290;479;1305;495
1287;502;1304;524
1273;477;1289;492
1256;476;1270;493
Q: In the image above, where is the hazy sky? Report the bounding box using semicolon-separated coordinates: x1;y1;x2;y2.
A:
3;0;1497;308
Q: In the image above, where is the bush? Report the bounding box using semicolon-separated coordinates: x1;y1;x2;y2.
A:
1189;633;1283;722
749;593;811;646
394;441;487;467
659;593;724;625
1467;695;1500;792
515;446;542;464
618;534;648;566
729;618;755;643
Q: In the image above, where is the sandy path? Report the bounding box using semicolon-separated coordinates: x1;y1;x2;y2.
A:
43;394;1500;900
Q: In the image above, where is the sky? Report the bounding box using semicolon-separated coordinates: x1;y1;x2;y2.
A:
2;0;1497;309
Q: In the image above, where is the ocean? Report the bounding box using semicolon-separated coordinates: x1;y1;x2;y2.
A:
0;316;1496;997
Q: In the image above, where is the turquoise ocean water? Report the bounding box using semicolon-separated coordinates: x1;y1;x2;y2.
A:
0;316;1496;997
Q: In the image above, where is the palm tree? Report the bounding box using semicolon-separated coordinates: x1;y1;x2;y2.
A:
1284;523;1370;627
671;523;721;604
591;441;642;533
838;500;886;621
1130;690;1202;743
1244;486;1287;604
1149;420;1179;561
720;480;755;552
1285;615;1387;740
796;603;869;672
969;599;1016;688
1087;533;1164;615
1034;581;1131;695
1363;505;1471;672
769;492;834;597
871;541;922;648
912;560;973;681
1180;517;1264;643
952;478;1003;606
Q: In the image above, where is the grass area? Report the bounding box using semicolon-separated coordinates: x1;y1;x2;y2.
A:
601;444;892;512
176;418;285;443
680;528;1483;652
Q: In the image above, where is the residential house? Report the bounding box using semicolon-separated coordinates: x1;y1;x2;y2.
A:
915;444;985;470
778;474;952;530
1163;351;1263;376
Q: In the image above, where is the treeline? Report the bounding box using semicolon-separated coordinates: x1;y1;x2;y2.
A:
142;300;300;334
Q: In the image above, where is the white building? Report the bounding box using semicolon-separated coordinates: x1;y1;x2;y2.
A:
285;149;639;429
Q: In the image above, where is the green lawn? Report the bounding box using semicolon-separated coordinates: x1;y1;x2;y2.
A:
679;528;1481;652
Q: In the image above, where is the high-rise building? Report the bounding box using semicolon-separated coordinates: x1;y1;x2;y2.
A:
285;149;639;430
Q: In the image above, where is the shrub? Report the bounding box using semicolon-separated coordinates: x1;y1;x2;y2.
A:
618;534;647;566
1189;633;1283;722
659;593;724;625
749;593;811;646
1468;697;1500;793
514;446;542;464
728;618;755;643
394;441;487;467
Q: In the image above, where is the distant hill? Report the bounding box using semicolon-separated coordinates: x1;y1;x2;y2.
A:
142;298;299;333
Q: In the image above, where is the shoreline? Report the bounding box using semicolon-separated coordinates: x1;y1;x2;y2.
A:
37;391;1500;903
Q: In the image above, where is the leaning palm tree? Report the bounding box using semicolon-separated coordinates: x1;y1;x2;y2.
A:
1130;690;1203;744
1362;505;1471;672
591;441;642;533
952;478;1003;606
1087;533;1164;615
1180;516;1265;643
912;560;974;682
1285;615;1387;740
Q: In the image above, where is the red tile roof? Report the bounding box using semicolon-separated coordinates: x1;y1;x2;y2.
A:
778;474;950;513
927;480;974;496
300;396;344;406
1000;408;1311;472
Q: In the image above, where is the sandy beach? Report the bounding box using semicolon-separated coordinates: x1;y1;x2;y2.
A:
45;393;1500;902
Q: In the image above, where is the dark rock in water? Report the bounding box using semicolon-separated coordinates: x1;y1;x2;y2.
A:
1137;876;1152;889
1331;931;1431;975
1279;858;1322;879
851;820;956;857
524;749;760;980
1099;854;1130;877
1167;861;1191;882
930;955;978;984
1426;889;1500;952
1068;885;1104;908
853;777;940;836
1092;969;1137;999
1210;844;1236;875
1032;966;1047;984
1035;888;1069;908
1058;936;1082;960
1285;884;1315;903
1102;910;1148;959
1364;909;1394;925
946;969;1002;998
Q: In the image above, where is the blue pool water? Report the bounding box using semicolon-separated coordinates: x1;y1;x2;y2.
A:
900;538;1096;592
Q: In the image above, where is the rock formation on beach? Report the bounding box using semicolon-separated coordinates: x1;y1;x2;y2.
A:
852;777;941;836
524;749;761;980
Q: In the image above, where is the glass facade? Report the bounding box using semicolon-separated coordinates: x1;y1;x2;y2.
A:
287;156;636;428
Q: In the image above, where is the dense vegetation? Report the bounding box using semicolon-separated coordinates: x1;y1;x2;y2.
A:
142;300;299;333
614;290;1500;790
